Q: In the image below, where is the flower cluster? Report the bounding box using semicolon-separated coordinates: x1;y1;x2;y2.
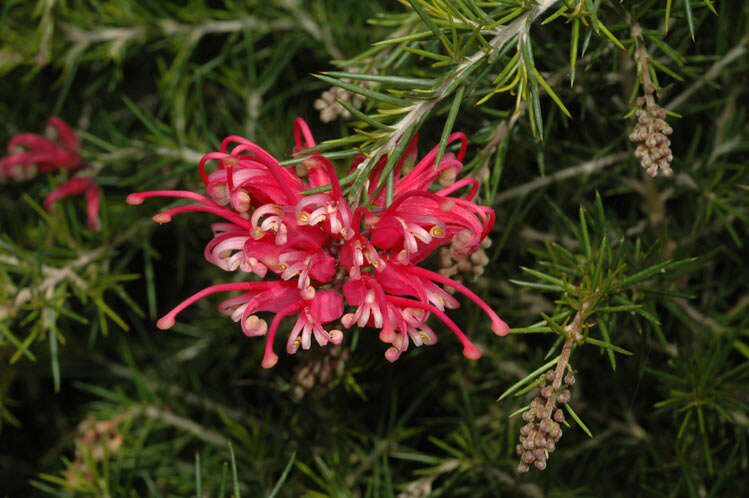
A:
630;96;674;178
64;418;124;487
291;345;350;399
128;118;508;368
1;117;101;230
438;236;492;289
516;370;575;473
313;85;365;123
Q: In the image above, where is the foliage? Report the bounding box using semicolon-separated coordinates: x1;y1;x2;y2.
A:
1;0;747;496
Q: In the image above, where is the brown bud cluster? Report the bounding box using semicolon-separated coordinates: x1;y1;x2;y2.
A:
65;418;124;486
313;86;365;123
515;370;575;473
291;345;350;399
396;478;433;498
630;97;673;178
438;236;492;289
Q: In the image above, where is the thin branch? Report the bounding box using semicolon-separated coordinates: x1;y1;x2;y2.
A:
61;17;295;46
493;152;629;204
672;297;729;334
352;0;560;195
666;37;748;111
543;300;587;415
0;223;144;317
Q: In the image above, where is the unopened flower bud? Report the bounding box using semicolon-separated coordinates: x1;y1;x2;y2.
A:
534;433;546;448
551;426;563;440
539;419;552;433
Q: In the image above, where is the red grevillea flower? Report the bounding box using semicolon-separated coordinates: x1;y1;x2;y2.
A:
128;118;508;368
1;117;101;230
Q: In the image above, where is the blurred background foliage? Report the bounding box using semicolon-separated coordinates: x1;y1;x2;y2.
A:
0;0;748;496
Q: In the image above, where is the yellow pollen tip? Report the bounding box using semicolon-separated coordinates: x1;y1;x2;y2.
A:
430;226;445;237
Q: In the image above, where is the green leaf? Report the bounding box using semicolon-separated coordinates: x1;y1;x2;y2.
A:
584;337;633;356
649;58;684;82
593;18;625;50
487;7;524;29
520;266;565;287
294;135;369;155
565;403;593;437
513;375;547;397
195;452;202;498
508;326;553;334
268;451;296;498
598;319;616;371
613;260;672;290
94;297;130;332
369;112;427;202
684;0;696;41
434;85;465;168
313;74;412;107
402;45;452;62
372;30;431;46
323;71;435;88
704;0;718;15
218;461;228;498
0;323;37;362
540;312;569;337
570;18;580;86
229;442;240;498
592;234;608;288
509;279;564;292
732;340;749;360
337;98;394;131
47;311;60;393
534;68;572;119
646;34;686;65
578;205;591;260
497;357;559;401
542;6;568;25
122;96;172;138
407;0;451;54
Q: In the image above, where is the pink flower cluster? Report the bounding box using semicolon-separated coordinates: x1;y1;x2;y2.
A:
128;119;508;368
1;117;101;230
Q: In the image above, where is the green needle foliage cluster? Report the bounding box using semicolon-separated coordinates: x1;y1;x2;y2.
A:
1;0;747;496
